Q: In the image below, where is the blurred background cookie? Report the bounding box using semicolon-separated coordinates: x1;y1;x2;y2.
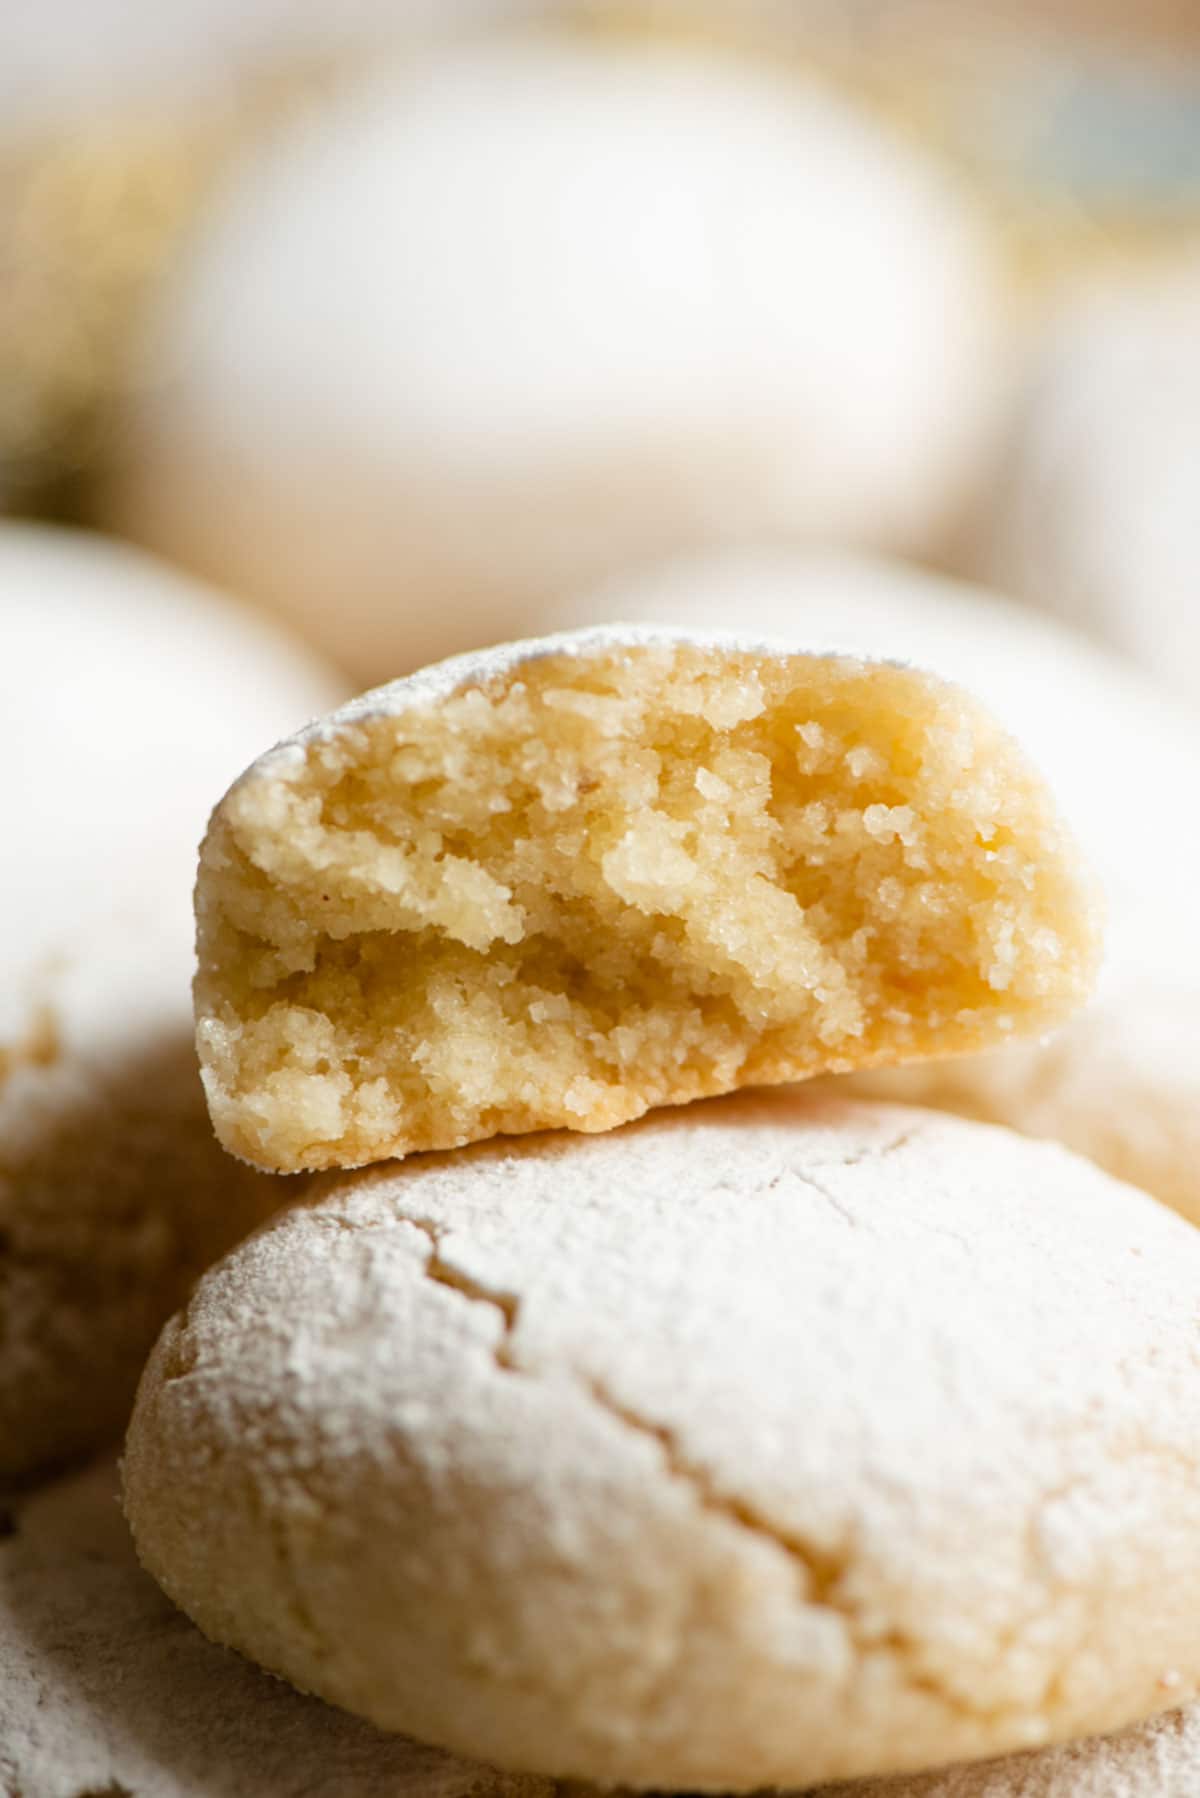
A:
104;31;1006;682
0;1;522;511
974;254;1200;708
0;524;343;1480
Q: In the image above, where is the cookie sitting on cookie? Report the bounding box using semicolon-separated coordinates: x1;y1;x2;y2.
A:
193;627;1100;1173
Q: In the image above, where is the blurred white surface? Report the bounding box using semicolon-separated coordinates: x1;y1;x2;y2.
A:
0;0;534;131
111;34;1005;682
978;256;1200;710
0;522;341;1020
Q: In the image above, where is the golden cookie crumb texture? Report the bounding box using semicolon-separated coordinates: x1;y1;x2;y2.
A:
195;629;1100;1172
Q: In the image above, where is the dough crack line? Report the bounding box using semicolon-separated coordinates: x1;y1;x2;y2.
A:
397;1205;1001;1720
773;1125;921;1230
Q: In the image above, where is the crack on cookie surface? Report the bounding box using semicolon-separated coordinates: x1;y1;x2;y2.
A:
394;1172;1056;1733
400;1212;520;1363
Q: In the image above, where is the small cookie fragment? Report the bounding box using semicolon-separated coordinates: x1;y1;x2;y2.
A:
124;1091;1200;1790
195;627;1100;1173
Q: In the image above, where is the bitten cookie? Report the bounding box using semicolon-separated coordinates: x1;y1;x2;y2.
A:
544;552;1200;1224
0;1455;550;1798
541;550;1200;933
124;1091;1200;1791
110;33;1004;680
0;523;343;1479
194;626;1099;1173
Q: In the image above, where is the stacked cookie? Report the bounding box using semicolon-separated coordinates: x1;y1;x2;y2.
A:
0;523;344;1483
115;625;1200;1790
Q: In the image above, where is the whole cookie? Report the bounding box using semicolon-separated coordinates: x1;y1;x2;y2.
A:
125;1091;1200;1791
542;552;1200;1223
0;1455;549;1798
194;626;1098;1172
110;33;1004;680
0;523;343;1479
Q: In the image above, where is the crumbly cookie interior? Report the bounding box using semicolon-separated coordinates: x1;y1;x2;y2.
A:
196;640;1098;1171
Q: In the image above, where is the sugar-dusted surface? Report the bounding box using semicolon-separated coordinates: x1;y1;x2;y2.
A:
811;1703;1200;1796
7;1447;1199;1798
0;1454;549;1798
195;629;1099;1172
126;1090;1200;1789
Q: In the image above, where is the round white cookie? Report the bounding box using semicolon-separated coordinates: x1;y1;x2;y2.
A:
110;33;1004;680
539;550;1200;1223
0;1454;549;1798
0;523;344;1478
125;1090;1200;1791
978;255;1200;708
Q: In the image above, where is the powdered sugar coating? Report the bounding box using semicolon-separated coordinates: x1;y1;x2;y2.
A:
812;1703;1200;1796
126;1089;1200;1790
6;1451;1199;1798
0;1455;549;1798
232;622;870;789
